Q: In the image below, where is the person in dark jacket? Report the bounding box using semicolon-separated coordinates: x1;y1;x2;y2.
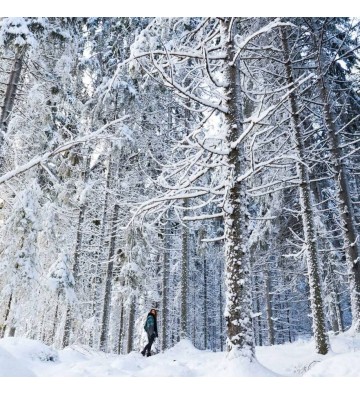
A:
141;308;158;357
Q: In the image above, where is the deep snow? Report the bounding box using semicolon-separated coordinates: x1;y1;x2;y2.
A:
0;329;359;395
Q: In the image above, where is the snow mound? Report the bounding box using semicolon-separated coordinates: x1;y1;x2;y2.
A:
304;350;360;376
0;346;35;376
1;331;360;377
0;337;58;362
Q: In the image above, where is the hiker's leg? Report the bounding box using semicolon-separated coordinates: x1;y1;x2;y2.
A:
147;334;156;354
142;335;151;355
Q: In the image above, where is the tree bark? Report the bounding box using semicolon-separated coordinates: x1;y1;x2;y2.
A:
203;257;208;349
127;297;135;353
62;149;92;348
0;292;13;338
91;155;114;349
181;198;189;339
265;261;274;346
222;19;254;359
316;71;360;332
99;204;120;352
161;213;170;351
0;48;24;132
117;301;124;354
280;27;329;355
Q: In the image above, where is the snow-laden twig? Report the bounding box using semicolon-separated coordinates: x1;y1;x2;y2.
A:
0;117;128;185
231;19;295;65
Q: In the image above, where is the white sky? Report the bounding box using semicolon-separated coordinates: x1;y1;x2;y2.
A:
1;0;359;17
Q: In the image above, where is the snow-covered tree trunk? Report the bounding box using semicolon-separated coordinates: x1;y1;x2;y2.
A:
222;19;254;360
315;75;360;333
0;292;13;338
50;292;60;344
280;27;329;355
161;214;170;350
203;257;208;349
181;198;189;339
62;149;92;348
0;48;24;133
91;155;113;349
127;297;135;353
219;253;224;351
117;301;124;354
99;204;120;352
265;261;274;346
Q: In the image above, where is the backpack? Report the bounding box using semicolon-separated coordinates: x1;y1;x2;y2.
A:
144;314;155;336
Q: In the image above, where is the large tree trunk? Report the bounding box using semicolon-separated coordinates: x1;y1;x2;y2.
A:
99;204;120;352
280;27;329;355
222;19;254;359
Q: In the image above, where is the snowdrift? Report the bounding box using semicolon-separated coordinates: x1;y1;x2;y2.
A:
0;331;359;377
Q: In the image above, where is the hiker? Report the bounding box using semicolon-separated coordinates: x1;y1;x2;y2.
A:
141;308;158;357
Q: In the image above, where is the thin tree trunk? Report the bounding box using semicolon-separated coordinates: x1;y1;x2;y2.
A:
255;288;263;347
265;261;274;345
62;305;71;348
51;292;60;345
315;66;360;332
0;292;13;338
280;27;329;355
91;155;114;349
162;213;170;351
117;301;124;354
328;263;344;334
127;297;135;354
99;204;120;352
203;257;208;349
219;255;224;352
181;198;189;338
62;150;92;348
0;48;24;132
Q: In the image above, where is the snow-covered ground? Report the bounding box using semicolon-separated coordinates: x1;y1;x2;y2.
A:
0;330;359;394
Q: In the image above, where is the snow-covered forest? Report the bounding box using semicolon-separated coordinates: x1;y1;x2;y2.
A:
1;16;360;377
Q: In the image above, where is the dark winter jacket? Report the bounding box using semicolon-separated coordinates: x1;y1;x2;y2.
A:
144;312;158;338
